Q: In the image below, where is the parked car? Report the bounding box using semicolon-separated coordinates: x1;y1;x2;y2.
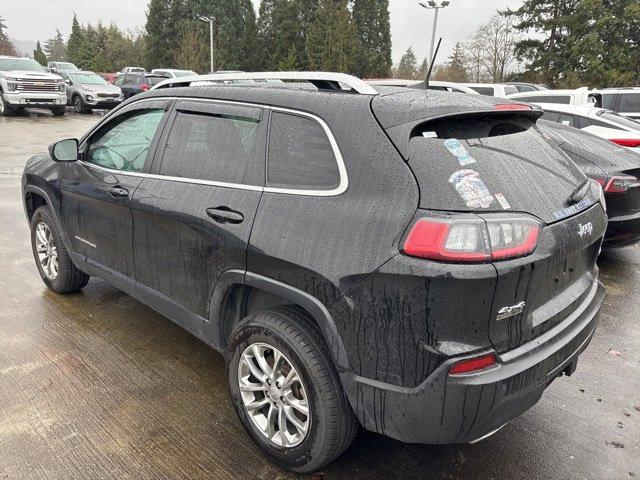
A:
151;68;197;78
502;82;548;93
409;80;479;94
539;120;640;248
506;87;592;105
58;70;123;113
535;103;640;148
116;66;147;77
461;83;518;97
0;55;67;116
22;72;606;473
113;73;166;99
591;87;640;121
47;61;79;74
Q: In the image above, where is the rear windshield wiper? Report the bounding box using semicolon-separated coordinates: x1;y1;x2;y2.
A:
567;179;591;205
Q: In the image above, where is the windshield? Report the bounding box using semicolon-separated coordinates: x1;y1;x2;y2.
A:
56;62;77;71
173;70;197;77
131;68;146;73
70;73;107;85
0;58;44;72
597;110;640;131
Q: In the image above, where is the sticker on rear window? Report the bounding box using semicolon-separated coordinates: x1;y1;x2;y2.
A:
449;169;494;208
553;198;593;220
444;139;477;166
495;193;511;210
422;131;438;138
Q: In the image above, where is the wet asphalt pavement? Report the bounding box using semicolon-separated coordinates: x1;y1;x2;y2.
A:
0;108;638;480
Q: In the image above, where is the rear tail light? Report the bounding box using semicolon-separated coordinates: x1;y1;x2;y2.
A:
587;174;640;194
610;138;640;148
141;83;150;92
449;353;498;375
403;216;540;263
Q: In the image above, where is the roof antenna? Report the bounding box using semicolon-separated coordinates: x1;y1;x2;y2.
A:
425;37;442;91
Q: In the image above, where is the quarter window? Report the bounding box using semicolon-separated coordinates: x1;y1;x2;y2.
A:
267;112;340;190
87;109;165;172
159;111;261;184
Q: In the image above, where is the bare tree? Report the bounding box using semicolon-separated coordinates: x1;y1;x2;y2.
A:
477;15;520;82
464;31;486;83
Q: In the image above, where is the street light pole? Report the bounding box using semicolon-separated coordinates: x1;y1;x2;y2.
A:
198;15;215;73
418;1;451;67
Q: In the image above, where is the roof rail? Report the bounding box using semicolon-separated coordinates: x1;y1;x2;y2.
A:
150;71;379;95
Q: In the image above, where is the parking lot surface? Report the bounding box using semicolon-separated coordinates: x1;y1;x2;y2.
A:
0;109;639;480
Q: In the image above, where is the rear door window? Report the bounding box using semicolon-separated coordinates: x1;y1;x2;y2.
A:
601;93;617;110
267;111;340;190
408;114;586;223
159;102;263;185
619;93;640;113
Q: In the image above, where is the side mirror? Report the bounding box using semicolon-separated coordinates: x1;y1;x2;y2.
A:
49;138;79;162
65;79;72;85
51;67;58;73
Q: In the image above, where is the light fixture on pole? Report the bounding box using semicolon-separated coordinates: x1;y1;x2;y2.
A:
418;1;451;68
198;15;215;73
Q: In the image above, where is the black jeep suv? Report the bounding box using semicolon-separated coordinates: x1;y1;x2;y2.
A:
22;73;606;473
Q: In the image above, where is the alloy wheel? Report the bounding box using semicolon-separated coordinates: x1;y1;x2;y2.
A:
238;342;310;448
35;222;58;280
73;97;82;113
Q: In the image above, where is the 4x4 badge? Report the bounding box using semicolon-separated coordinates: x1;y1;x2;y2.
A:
578;222;593;238
496;301;525;321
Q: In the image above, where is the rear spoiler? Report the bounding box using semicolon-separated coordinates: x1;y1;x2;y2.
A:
381;104;543;160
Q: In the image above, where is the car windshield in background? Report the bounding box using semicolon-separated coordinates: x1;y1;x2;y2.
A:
470;86;494;96
71;73;108;85
598;110;640;130
504;86;518;95
146;76;166;85
173;71;196;77
131;68;146;73
0;58;44;72
56;62;77;70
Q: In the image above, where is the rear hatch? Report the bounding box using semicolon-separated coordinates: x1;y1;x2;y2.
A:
373;94;606;353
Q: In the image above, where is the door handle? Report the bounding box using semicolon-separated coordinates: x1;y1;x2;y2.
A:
108;186;130;198
206;206;244;224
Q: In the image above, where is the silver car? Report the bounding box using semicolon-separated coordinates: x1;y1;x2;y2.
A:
59;71;123;113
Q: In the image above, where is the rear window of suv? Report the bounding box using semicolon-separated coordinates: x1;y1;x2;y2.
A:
267;112;340;190
407;114;585;223
619;93;640;113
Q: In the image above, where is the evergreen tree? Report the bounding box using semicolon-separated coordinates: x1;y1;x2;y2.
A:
258;0;309;70
446;42;469;82
307;0;355;72
352;0;392;78
67;14;90;68
0;16;17;56
33;41;47;65
44;30;67;61
397;46;418;80
145;0;175;68
174;26;207;72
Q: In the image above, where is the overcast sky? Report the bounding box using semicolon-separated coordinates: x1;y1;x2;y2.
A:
3;0;524;65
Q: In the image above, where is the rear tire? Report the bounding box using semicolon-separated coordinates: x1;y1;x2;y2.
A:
226;306;358;473
30;206;89;293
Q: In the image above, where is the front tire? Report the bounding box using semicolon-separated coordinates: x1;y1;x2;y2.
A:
226;306;357;473
51;106;66;116
30;206;89;293
0;94;16;116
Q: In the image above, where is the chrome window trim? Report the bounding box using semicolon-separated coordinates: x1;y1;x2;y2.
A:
79;96;349;197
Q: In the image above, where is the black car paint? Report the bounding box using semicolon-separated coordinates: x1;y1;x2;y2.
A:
539;120;640;248
22;85;606;445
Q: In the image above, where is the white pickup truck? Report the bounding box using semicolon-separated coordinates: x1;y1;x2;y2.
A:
0;56;67;116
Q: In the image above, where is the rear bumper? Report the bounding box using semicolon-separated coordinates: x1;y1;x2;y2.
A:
603;210;640;248
2;91;67;107
340;280;604;444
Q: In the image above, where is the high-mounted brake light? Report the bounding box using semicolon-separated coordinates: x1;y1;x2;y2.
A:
402;216;540;263
495;103;533;111
588;174;640;194
610;138;640;148
449;353;498;375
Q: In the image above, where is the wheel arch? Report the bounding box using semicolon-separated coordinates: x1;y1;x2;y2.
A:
23;185;73;253
209;270;351;372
